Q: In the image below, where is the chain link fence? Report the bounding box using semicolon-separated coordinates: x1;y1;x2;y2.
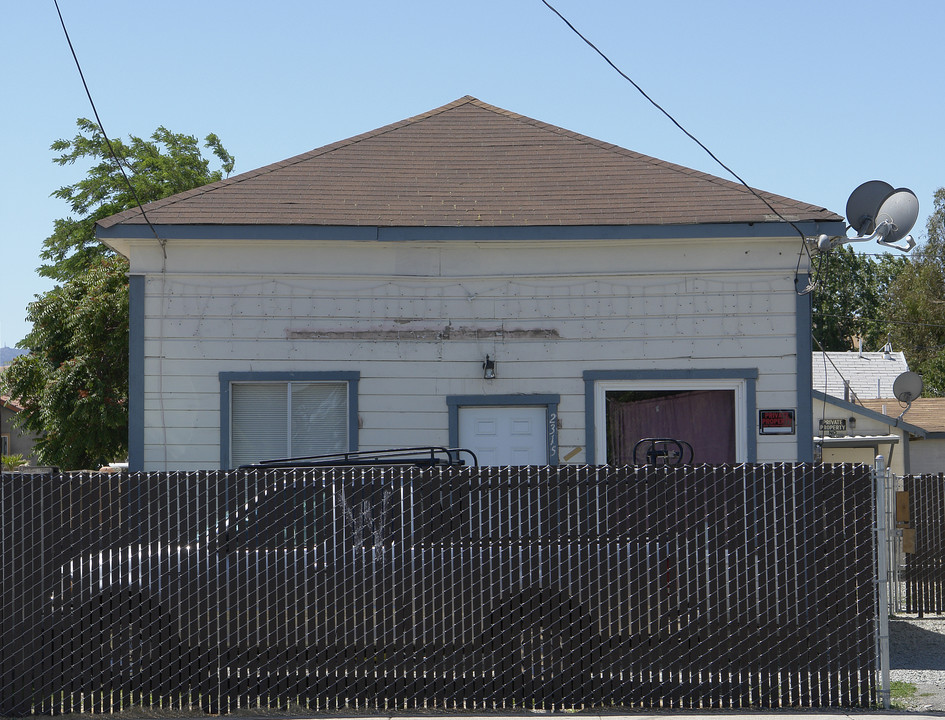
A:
884;471;945;616
2;463;876;714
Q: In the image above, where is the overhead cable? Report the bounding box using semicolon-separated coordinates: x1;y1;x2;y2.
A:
538;0;817;292
52;0;165;256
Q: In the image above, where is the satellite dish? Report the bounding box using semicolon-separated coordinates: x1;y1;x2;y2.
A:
875;188;919;243
828;181;919;253
846;180;893;234
893;371;923;404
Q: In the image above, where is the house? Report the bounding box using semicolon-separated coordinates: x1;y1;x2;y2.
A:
812;390;922;474
859;398;945;474
812;349;945;474
1;394;40;466
95;96;844;471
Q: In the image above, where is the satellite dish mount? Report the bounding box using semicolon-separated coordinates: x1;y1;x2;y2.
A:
892;371;923;424
816;181;919;254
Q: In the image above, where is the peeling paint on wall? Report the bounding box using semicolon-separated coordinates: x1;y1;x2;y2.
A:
286;326;560;341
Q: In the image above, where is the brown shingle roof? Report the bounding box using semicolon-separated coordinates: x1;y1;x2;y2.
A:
97;96;840;230
859;398;945;434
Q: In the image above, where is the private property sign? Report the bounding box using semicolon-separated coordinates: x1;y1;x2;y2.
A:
759;409;795;435
819;418;848;437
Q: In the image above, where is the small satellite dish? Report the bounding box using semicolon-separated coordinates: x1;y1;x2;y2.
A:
875;188;919;243
893;371;923;404
846;180;893;234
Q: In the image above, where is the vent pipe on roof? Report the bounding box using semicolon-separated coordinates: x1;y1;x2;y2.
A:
859;338;864;358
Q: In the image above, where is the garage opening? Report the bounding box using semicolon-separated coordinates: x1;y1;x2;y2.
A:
606;389;736;465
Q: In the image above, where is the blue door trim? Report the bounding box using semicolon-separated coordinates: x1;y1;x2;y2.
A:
447;394;560;465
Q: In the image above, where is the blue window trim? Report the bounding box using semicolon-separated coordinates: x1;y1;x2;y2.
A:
446;394;561;465
219;371;360;469
582;369;758;465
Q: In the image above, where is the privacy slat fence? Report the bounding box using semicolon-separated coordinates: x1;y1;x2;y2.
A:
1;463;876;714
903;473;945;615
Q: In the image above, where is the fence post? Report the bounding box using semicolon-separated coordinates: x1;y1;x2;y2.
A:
874;455;891;710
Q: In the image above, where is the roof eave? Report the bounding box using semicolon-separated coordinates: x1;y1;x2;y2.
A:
813;390;928;438
97;218;847;245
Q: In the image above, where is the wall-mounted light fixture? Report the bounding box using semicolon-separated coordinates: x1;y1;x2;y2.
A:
483;355;496;380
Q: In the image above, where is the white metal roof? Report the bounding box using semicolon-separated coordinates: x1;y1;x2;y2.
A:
811;350;909;401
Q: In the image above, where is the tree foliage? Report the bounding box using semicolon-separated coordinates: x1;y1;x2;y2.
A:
1;120;234;468
3;256;129;468
811;246;907;352
41;118;234;282
885;188;945;396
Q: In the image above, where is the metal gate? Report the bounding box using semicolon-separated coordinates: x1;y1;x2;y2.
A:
885;471;945;616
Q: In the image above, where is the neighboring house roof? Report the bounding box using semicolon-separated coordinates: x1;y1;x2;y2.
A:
97;96;841;232
859;398;945;435
1;394;24;412
812;350;909;401
813;390;927;439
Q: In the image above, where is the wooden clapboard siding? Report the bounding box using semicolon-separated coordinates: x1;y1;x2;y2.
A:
129;234;804;470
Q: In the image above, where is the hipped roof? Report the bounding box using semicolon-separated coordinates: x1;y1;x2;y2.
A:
97;96;841;231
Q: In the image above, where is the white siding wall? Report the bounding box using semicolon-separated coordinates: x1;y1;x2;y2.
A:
812;398;907;475
126;235;805;470
910;439;945;475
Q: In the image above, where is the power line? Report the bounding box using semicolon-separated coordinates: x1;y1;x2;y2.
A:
53;0;172;470
52;0;165;256
816;312;945;332
538;0;818;292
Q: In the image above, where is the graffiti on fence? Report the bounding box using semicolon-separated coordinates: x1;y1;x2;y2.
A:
333;484;394;550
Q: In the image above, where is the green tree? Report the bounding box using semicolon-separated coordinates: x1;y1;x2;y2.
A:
886;188;945;396
1;454;27;472
811;246;907;352
2;256;128;468
0;120;234;468
41;118;234;282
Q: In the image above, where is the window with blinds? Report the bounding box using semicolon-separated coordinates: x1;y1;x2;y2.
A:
230;382;348;467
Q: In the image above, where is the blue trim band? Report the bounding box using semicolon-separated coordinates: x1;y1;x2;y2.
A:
219;371;360;469
97;220;846;243
812;390;926;438
128;275;145;471
795;276;814;461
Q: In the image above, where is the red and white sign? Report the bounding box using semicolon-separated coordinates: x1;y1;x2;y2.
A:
759;409;795;435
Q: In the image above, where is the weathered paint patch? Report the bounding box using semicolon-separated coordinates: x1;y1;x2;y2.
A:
287;326;560;340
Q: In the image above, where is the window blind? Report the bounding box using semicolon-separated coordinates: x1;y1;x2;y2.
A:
230;381;348;466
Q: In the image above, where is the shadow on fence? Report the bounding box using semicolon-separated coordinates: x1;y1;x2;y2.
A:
1;463;876;714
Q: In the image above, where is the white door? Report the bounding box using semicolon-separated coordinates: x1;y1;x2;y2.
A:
457;406;548;466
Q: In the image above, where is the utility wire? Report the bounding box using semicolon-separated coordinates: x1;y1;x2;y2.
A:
53;0;165;256
539;0;818;292
811;333;863;406
816;312;945;332
54;0;171;470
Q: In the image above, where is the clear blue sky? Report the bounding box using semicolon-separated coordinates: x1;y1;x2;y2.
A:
2;0;942;347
